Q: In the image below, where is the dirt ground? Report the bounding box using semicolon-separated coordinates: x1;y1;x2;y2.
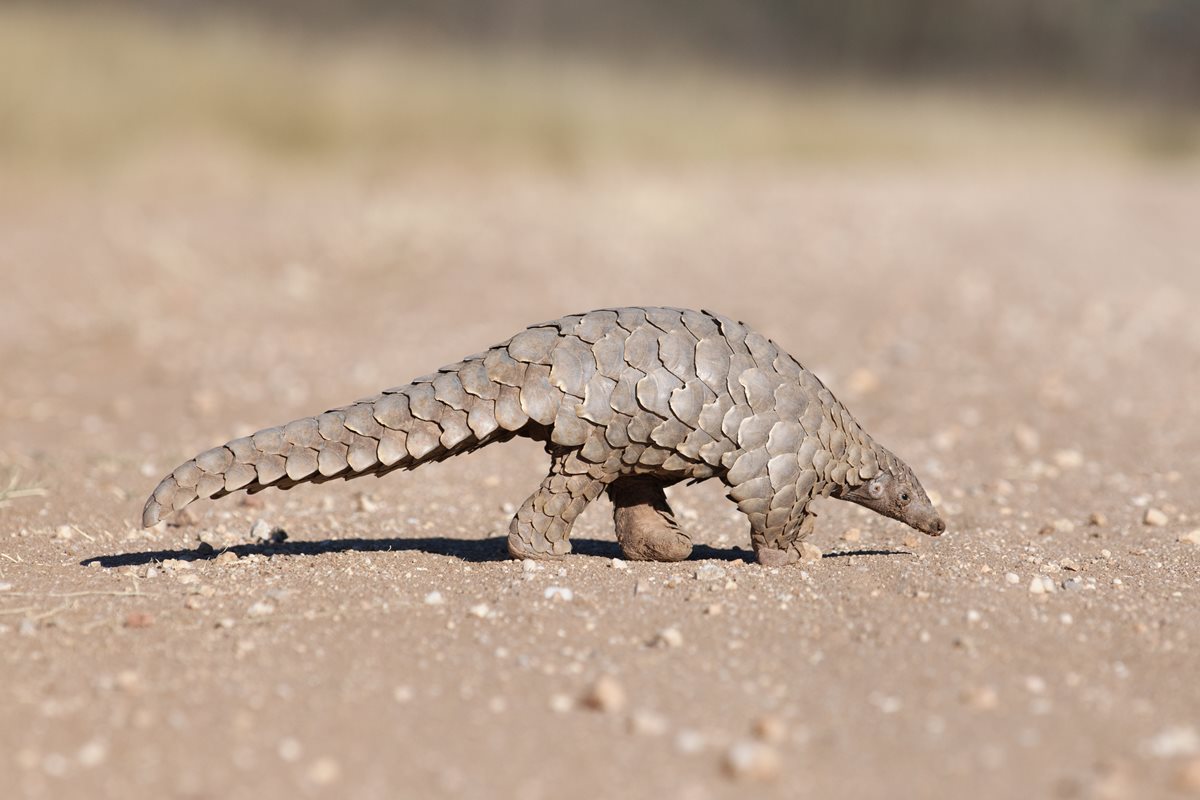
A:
2;157;1199;799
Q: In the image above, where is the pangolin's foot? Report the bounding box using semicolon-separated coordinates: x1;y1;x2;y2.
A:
608;476;693;562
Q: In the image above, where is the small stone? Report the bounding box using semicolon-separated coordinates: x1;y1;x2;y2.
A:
1175;758;1200;794
1054;449;1084;469
674;729;706;754
1180;530;1200;545
752;715;787;744
356;493;379;513
841;528;861;543
277;738;302;762
247;601;275;617
962;686;999;710
1013;425;1040;453
1147;726;1200;758
902;533;921;549
0;582;11;592
1053;518;1075;533
610;558;628;570
123;612;155;629
580;675;626;714
694;563;726;582
77;740;107;768
423;591;445;606
307;757;341;785
467;603;490;619
722;741;781;781
1060;558;1080;572
250;518;287;544
521;559;541;574
652;627;684;648
213;551;239;566
501;501;517;515
628;710;669;736
392;686;414;703
704;603;724;616
798;542;822;562
1005;572;1020;585
1144;508;1169;527
543;586;573;601
1088;512;1108;527
549;694;573;713
1028;575;1056;595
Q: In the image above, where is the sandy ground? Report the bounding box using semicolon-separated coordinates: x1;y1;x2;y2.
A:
2;159;1199;800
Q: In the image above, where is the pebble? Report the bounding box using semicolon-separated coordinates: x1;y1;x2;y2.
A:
798;542;822;562
1005;572;1020;585
423;591;445;606
752;715;788;744
674;729;706;755
213;551;239;566
0;582;13;592
549;694;573;713
580;675;626;714
250;519;287;544
1179;530;1200;545
467;603;490;619
247;601;275;617
356;493;380;513
610;558;628;570
962;686;999;710
694;563;726;582
1176;758;1200;794
1088;512;1108;526
77;740;108;768
1054;449;1084;469
521;559;541;574
1144;508;1169;527
277;738;302;762
652;627;684;648
544;587;573;602
123;612;155;629
1013;425;1040;453
704;603;724;616
393;686;414;703
307;757;341;785
842;528;861;543
1028;575;1056;594
722;741;781;781
628;710;669;736
1147;726;1200;758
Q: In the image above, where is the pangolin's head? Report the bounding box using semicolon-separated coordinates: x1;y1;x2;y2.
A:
838;450;945;536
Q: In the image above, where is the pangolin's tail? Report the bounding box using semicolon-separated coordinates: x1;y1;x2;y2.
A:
141;348;548;527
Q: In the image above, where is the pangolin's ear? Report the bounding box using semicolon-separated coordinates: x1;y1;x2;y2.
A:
868;477;885;499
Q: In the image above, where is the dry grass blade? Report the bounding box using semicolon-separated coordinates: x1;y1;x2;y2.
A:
0;471;48;509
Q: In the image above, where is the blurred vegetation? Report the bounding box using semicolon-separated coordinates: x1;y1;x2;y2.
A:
2;2;1197;170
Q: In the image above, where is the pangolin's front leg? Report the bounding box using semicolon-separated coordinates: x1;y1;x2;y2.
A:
507;450;608;560
608;476;693;562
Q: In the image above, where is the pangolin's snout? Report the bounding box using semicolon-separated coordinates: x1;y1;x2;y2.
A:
925;516;946;536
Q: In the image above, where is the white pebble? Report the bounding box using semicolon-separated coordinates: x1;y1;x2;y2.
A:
544;586;573;601
610;558;628;570
521;559;541;574
549;694;573;713
723;741;781;781
467;603;490;619
694;563;727;582
628;710;669;736
423;591;445;606
247;601;275;617
77;740;107;768
277;738;302;762
1147;726;1200;759
652;627;684;648
1144;508;1169;527
580;675;626;714
1005;572;1020;585
674;729;706;754
1180;530;1200;545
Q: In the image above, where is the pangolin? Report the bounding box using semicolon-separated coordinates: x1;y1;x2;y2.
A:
143;307;944;564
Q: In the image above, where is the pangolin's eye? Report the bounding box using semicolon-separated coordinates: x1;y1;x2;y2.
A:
900;492;910;503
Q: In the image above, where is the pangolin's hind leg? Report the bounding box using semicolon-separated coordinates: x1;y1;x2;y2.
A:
608;476;693;562
508;450;607;560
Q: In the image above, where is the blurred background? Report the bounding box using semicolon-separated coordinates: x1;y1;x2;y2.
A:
3;0;1199;171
